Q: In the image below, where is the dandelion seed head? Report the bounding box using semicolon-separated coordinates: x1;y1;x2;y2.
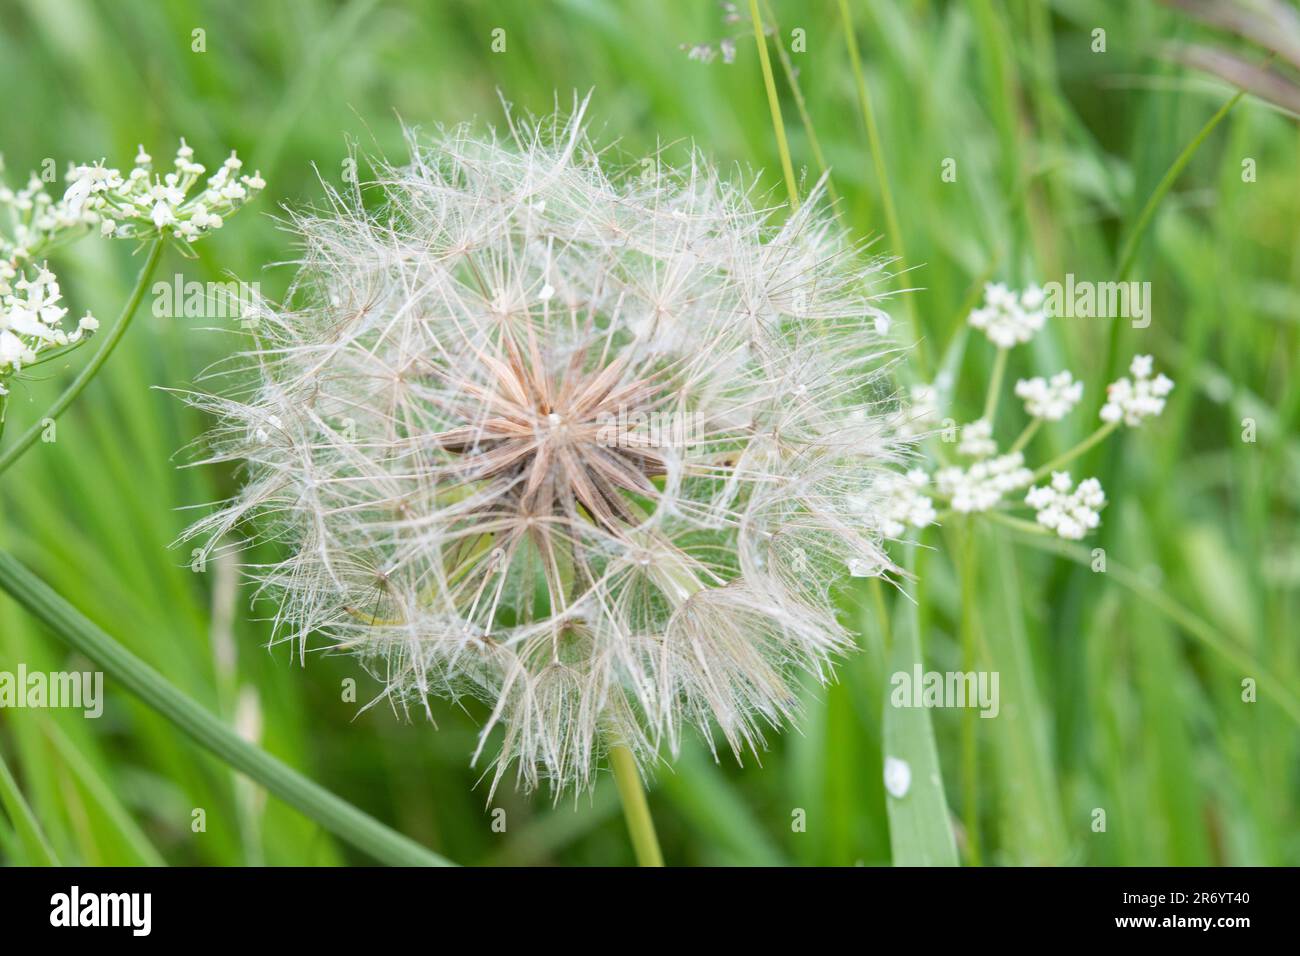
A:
184;99;907;794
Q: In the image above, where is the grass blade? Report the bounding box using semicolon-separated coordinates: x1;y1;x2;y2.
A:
0;550;454;867
0;745;60;866
882;591;959;866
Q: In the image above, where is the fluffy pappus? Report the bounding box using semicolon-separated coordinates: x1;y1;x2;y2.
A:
183;96;911;795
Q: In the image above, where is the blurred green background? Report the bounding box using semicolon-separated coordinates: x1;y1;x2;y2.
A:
0;0;1296;866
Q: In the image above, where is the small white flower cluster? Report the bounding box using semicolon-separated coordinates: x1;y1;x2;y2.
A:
958;418;997;458
681;39;737;64
936;451;1033;514
680;2;743;63
0;141;263;396
880;274;1170;545
0;171;98;264
870;469;937;537
1100;354;1174;426
968;282;1046;348
66;141;265;246
0;267;98;390
1025;472;1106;540
1016;370;1083;421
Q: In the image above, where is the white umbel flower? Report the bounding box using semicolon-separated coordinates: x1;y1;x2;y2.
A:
0;265;94;390
859;468;936;538
957;419;997;458
935;451;1032;513
967;282;1046;348
1015;369;1083;421
1100;355;1174;426
185;101;906;794
1;141;262;396
64;141;264;247
1025;472;1106;539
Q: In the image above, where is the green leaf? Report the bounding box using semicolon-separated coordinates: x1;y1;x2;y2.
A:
657;742;787;866
882;597;959;866
981;534;1070;864
0;746;60;866
42;720;167;866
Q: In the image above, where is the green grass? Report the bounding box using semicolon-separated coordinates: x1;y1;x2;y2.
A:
0;0;1296;866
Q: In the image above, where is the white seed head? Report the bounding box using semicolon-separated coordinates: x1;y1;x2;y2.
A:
184;100;908;794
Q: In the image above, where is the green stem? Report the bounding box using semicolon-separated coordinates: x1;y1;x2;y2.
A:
0;239;164;477
1008;417;1042;455
982;347;1008;425
984;511;1050;537
1099;81;1253;417
868;576;893;652
0;550;455;867
748;0;799;212
609;744;664;867
1031;420;1119;482
1113;89;1249;284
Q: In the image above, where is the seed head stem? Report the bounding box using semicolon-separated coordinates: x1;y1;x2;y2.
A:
609;744;664;867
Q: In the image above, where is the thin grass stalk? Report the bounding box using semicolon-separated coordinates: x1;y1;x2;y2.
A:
761;0;840;209
990;518;1300;729
1113;88;1249;285
983;347;1009;423
748;0;800;211
1098;82;1252;417
835;0;926;375
836;0;902;256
